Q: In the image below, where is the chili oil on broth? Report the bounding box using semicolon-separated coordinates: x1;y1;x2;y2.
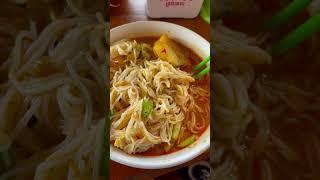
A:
110;36;210;156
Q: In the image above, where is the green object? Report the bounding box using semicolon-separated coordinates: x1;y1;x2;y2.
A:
195;66;210;79
194;56;210;79
110;109;114;117
165;122;182;152
172;122;182;141
0;147;15;174
265;0;313;30
194;56;210;71
141;100;153;118
178;135;197;148
271;13;320;55
200;0;210;24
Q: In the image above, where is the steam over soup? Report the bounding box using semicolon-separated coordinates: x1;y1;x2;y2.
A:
110;35;210;155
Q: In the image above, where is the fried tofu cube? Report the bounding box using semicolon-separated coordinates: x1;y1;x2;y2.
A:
153;35;189;67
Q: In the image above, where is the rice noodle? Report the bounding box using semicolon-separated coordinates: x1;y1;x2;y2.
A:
11;74;70;96
9;31;33;79
110;60;193;154
66;58;93;129
10;97;41;140
0;2;108;178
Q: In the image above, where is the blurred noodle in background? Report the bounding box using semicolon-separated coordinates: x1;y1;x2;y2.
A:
0;0;109;179
212;0;320;179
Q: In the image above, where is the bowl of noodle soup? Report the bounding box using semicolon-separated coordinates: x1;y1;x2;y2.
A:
110;21;210;169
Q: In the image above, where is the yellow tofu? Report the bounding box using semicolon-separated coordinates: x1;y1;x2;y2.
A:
153;35;189;67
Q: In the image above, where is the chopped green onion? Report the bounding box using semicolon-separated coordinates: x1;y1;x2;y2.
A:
265;0;313;30
200;0;210;24
141;99;153;118
271;13;320;55
194;56;210;71
178;135;197;148
172;122;182;142
165;122;182;152
110;109;114;117
195;66;210;79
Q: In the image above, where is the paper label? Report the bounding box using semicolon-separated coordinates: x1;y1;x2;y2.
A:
160;0;192;8
146;0;203;18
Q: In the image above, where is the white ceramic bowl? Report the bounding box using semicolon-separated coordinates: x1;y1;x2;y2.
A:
110;21;210;169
